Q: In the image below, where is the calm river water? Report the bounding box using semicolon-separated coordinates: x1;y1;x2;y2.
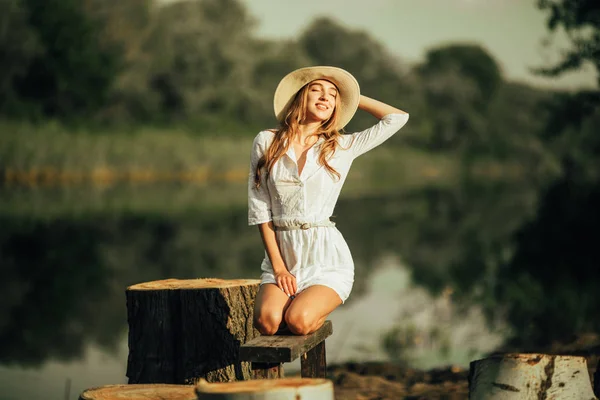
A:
2;175;586;399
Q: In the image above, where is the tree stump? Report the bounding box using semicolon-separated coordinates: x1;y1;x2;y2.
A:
195;378;334;400
469;353;597;399
79;384;195;399
126;278;260;384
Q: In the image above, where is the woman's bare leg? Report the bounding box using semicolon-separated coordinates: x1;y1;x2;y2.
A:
284;285;342;335
253;283;293;335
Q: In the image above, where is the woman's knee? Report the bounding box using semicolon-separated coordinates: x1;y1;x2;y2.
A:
284;308;316;336
254;308;283;336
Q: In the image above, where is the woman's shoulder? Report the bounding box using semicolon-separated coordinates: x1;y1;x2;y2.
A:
254;129;277;143
252;130;277;151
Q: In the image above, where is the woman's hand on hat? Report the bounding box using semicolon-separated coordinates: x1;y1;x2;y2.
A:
275;270;297;297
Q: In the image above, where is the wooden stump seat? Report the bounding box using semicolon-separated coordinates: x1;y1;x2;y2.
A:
79;384;195;399
126;278;261;384
239;320;333;379
196;378;334;399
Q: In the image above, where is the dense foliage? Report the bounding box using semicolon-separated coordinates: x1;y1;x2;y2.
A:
0;0;552;158
492;0;600;347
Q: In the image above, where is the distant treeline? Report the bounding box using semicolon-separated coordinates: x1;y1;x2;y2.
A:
0;0;583;161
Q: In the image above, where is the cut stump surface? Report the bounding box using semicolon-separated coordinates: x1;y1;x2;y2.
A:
196;378;334;400
79;384;195;399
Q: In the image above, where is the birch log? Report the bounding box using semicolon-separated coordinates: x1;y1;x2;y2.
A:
126;278;260;384
195;378;334;400
594;359;600;398
469;353;597;399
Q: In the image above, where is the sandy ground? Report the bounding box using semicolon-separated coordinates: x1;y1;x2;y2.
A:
330;333;600;399
330;362;468;400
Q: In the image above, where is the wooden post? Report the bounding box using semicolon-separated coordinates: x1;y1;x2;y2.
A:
196;378;334;400
301;341;327;378
469;353;597;399
79;384;195;399
126;278;260;384
251;362;284;379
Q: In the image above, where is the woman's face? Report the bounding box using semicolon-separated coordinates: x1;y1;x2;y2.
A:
304;79;338;124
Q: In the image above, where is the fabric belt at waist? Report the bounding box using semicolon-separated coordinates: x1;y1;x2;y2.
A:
273;220;336;231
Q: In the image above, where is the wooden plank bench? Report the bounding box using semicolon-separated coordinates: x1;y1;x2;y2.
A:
239;320;333;379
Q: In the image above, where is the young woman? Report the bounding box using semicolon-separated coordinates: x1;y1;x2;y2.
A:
248;66;409;336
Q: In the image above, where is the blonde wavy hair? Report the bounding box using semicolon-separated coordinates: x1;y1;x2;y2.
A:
254;81;343;188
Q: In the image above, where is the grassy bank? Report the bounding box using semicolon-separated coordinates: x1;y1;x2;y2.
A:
0;121;464;218
1;120;252;185
0;120;459;190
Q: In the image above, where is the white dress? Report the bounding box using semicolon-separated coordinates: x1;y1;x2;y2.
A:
248;113;409;302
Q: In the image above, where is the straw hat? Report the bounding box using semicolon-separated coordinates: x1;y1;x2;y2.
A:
273;66;360;130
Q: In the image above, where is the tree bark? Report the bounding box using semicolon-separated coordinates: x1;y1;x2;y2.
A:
196;378;334;400
469;353;597;399
126;278;260;384
79;384;195;399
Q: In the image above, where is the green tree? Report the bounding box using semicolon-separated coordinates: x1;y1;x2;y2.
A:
10;0;120;119
532;0;600;178
419;44;503;106
81;0;159;122
415;44;503;151
487;0;600;347
147;0;260;126
0;0;41;116
535;0;600;88
483;82;554;166
249;39;313;127
497;171;600;347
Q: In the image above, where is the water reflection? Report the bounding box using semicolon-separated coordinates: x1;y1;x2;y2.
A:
1;174;597;398
0;342;128;400
496;175;600;348
328;255;507;369
0;179;533;365
0;255;506;400
338;179;538;298
0;191;262;367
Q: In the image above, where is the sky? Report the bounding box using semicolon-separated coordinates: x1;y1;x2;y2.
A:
240;0;597;90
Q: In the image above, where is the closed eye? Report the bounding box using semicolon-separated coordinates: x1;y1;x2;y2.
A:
309;83;337;98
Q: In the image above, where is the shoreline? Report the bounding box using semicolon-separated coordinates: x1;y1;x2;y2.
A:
327;333;600;399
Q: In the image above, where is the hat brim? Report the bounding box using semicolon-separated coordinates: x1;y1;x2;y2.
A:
273;66;360;130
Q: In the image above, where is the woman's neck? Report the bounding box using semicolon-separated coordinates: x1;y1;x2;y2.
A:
295;121;321;143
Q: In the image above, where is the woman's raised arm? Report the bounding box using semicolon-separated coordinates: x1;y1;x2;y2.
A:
358;95;407;119
349;95;409;158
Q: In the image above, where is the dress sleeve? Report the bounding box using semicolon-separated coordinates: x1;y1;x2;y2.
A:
350;113;409;158
248;132;273;226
